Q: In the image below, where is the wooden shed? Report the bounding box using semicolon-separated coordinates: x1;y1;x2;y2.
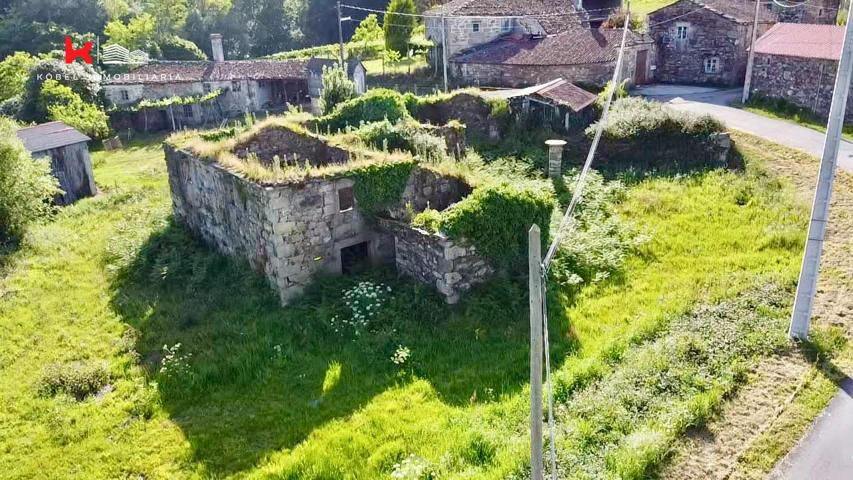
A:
16;121;97;205
484;78;598;132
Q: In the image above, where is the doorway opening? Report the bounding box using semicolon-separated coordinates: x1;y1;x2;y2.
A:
340;241;370;274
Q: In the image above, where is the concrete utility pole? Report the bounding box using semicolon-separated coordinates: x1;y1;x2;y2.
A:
528;225;544;480
789;7;853;339
741;0;762;104
441;16;449;92
337;0;345;67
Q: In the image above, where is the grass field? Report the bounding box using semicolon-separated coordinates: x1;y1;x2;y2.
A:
0;131;834;479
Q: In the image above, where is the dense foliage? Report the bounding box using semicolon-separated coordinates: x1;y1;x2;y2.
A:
40;80;111;139
320;66;357;115
18;60;102;123
350;159;417;215
317;88;412;132
589;97;724;141
0;117;59;244
354;119;447;162
0;52;36;103
384;0;417;55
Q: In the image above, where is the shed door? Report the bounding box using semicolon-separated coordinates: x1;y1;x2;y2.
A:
635;50;649;85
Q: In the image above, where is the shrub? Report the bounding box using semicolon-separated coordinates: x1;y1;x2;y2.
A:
41;80;110;139
351;159;417;215
0;95;22;118
317;88;411;132
439;183;555;265
384;0;417;55
19;59;101;122
37;361;110;400
588;97;724;141
0;117;59;243
411;207;441;231
320;65;357;115
159;35;207;60
0;51;36;102
596;79;629;109
354;119;447;162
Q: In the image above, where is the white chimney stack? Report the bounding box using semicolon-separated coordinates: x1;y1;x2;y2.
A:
210;33;224;62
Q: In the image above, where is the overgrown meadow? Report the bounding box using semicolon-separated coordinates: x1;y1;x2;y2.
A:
0;131;815;479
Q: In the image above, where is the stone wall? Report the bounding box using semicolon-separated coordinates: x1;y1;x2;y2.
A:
648;1;773;86
771;0;839;24
233;124;351;166
573;131;732;171
425;16;544;58
750;53;852;123
386;167;473;220
413;92;501;140
378;218;493;304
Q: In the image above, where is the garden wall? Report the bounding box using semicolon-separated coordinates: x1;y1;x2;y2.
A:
568;132;732;172
378;218;493;304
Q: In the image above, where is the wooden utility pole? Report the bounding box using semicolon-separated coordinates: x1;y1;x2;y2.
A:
528;225;544;480
790;6;853;339
741;0;762;104
337;0;345;67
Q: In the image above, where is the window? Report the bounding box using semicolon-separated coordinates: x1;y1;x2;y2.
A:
203;83;211;93
703;57;719;74
120;89;129;101
472;22;480;32
183;104;194;118
501;19;511;33
338;186;354;212
231;80;241;92
675;25;688;40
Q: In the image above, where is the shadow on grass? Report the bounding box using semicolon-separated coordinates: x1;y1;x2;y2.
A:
109;218;574;476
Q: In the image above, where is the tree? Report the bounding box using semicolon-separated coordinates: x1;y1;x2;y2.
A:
146;0;189;38
384;0;416;55
19;60;101;123
352;14;383;43
0;52;36;103
0;117;59;244
320;65;357;115
39;80;110;139
104;13;157;51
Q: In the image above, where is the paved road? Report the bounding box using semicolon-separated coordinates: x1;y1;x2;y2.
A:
634;85;853;173
769;378;853;480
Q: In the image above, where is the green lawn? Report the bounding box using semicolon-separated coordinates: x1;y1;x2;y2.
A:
630;0;677;16
0;133;816;479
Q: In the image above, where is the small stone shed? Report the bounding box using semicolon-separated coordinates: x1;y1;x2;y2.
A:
16;121;97;205
748;23;851;122
648;0;776;86
165;123;493;304
484;78;598;132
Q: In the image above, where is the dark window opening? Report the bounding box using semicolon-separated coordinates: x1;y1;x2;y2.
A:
472;22;480;32
338;186;354;211
340;242;370;275
183;104;193;117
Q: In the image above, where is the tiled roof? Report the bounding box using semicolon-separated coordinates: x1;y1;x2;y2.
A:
754;22;843;60
534;79;597;111
426;0;583;33
450;27;639;66
649;0;775;24
16;121;90;152
104;59;311;85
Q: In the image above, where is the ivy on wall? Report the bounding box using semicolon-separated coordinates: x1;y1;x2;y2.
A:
112;88;224;112
350;159;416;215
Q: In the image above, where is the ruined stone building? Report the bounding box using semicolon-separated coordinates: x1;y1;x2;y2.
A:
748;23;851;122
648;0;776;86
16;121;97;206
104;34;366;130
424;0;654;88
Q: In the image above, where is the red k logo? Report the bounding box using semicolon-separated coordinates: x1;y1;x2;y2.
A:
64;36;93;64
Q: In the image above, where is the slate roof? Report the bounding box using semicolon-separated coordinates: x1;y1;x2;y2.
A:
16;121;90;153
753;23;843;61
451;27;640;66
649;0;775;24
426;0;583;34
104;59;311;85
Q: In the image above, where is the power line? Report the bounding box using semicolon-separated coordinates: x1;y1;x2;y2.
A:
341;3;617;20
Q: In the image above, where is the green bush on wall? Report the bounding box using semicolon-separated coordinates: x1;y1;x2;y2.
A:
317;89;411;132
350;159;416;215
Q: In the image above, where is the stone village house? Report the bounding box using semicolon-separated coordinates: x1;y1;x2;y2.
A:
647;0;776;86
748;23;853;122
103;34;366;130
424;0;656;88
16;121;97;205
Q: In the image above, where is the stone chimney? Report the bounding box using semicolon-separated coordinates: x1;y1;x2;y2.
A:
210;33;224;62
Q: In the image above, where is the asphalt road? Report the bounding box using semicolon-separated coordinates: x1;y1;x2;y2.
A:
635;85;853;173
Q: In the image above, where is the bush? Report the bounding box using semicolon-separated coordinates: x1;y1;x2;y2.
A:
320;65;357;115
159;35;207;60
0;51;36;102
411;207;441;231
0;117;60;243
438;183;555;265
317;88;411;132
354;119;447;162
37;361;110;400
596;79;629;109
384;0;417;55
589;97;724;141
19;59;101;122
0;95;22;118
351;159;417;215
41;80;110;139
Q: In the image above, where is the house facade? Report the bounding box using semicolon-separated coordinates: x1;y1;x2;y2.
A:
748;23;852;122
16;121;97;206
648;0;775;86
771;0;840;24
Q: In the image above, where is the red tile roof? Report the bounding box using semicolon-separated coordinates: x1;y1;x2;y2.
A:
753;23;843;61
534;79;598;111
450;27;640;66
104;59;311;85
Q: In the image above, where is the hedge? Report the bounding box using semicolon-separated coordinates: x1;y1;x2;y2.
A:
316;88;411;132
589;97;724;141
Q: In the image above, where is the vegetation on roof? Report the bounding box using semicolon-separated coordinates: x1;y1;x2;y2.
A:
111;88;224;113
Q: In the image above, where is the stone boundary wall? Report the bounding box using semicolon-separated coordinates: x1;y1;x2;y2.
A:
233;125;351;166
567;132;732;171
378;218;494;304
165;144;394;304
386;167;473;221
413;93;502;140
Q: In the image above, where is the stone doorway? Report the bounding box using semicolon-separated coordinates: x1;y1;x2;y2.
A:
340;241;370;274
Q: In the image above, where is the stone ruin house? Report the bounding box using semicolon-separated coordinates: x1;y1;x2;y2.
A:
424;0;654;88
16;121;97;206
165;121;494;305
748;23;851;122
482;78;598;132
104;34;365;131
648;0;776;87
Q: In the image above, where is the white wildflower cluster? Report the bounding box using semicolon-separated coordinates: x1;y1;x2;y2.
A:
159;343;191;379
391;453;436;480
330;281;392;336
391;345;410;365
